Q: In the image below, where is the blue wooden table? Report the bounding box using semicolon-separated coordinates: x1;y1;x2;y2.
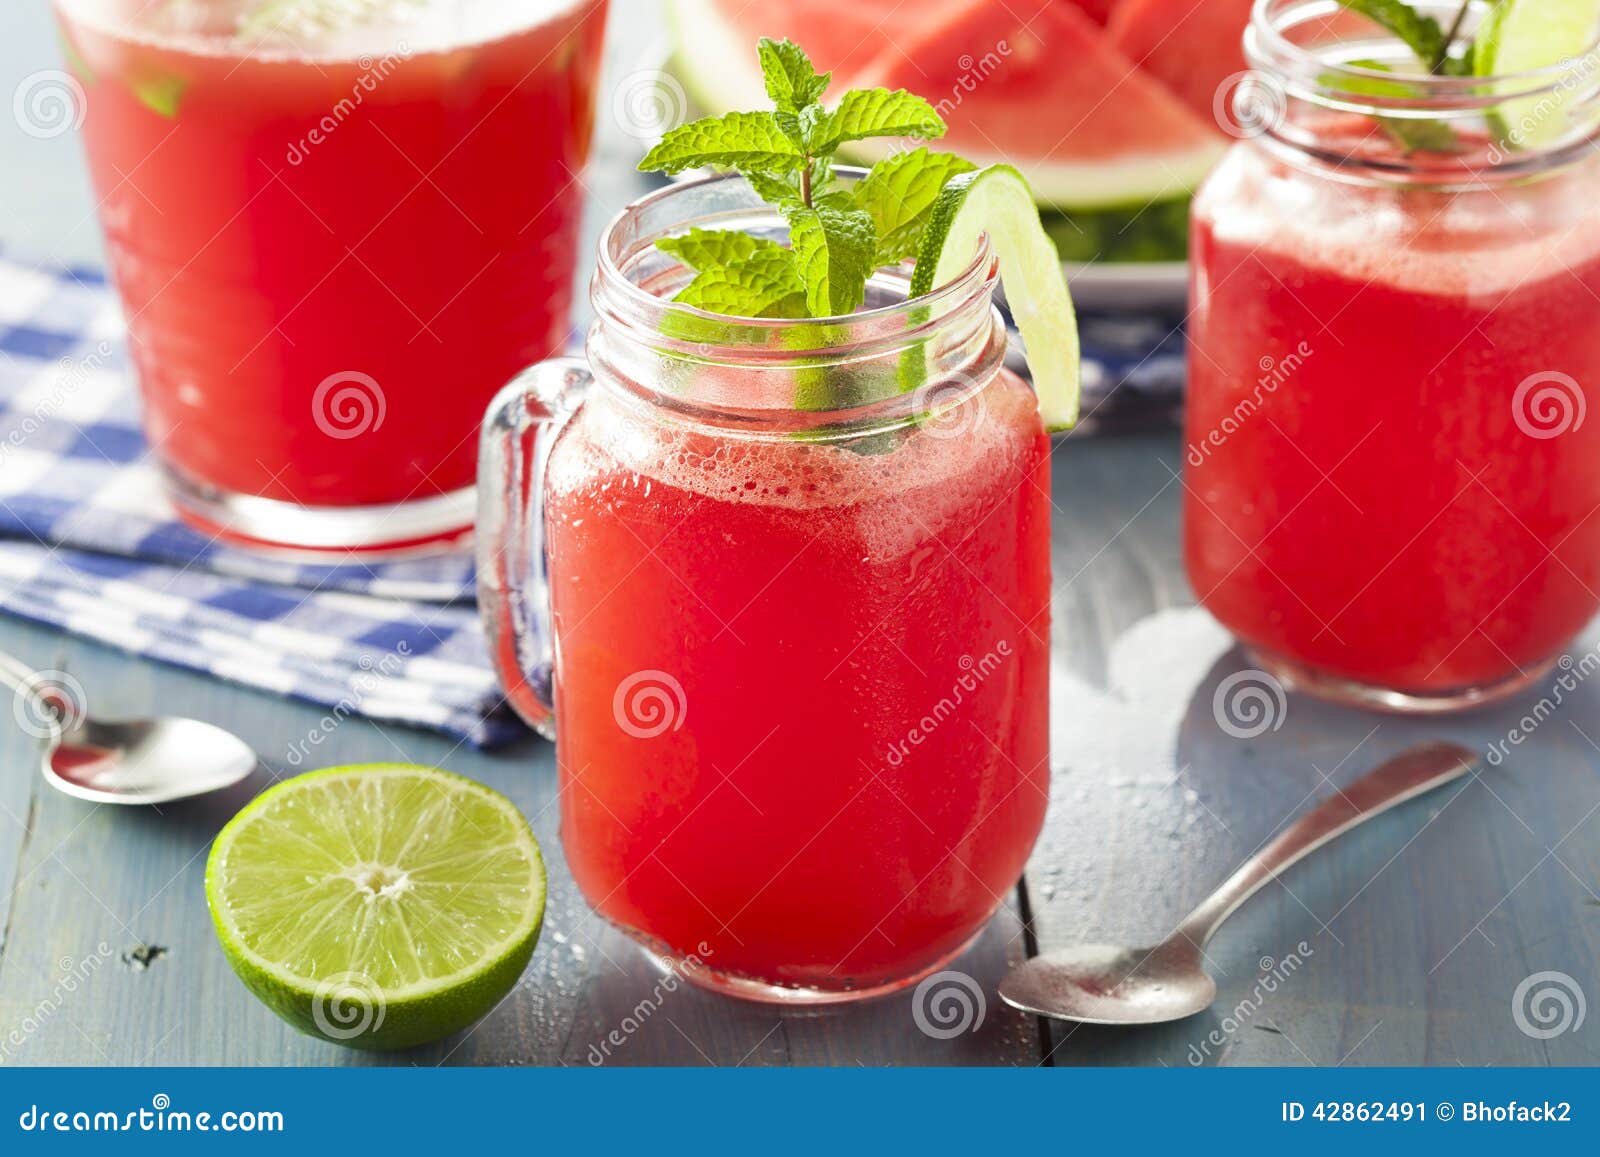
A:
0;0;1595;1068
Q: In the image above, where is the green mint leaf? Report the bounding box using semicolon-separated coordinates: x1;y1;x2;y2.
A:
853;147;978;264
813;88;946;151
743;170;805;207
758;38;830;112
784;202;877;316
1334;0;1447;68
773;109;806;150
638;110;805;174
657;227;788;271
673;248;810;319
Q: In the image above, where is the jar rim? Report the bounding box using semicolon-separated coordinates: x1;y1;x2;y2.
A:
584;170;1012;435
1249;0;1600;104
592;168;998;346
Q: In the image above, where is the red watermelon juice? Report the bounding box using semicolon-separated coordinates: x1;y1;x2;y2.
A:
544;374;1053;995
55;0;606;550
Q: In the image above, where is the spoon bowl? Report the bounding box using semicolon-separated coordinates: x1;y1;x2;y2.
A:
1001;941;1215;1026
3;650;258;806
46;713;258;806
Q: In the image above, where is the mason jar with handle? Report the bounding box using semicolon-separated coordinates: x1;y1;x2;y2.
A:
478;172;1053;1003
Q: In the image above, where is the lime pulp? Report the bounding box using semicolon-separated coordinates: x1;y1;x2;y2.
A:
205;764;546;1051
911;164;1082;431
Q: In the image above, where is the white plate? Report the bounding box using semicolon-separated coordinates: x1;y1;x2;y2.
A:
1065;261;1190;313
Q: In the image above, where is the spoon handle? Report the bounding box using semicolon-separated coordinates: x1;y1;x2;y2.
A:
0;650;41;696
1176;741;1478;948
0;650;73;726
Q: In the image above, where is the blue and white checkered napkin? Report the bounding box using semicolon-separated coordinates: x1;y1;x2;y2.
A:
0;253;523;748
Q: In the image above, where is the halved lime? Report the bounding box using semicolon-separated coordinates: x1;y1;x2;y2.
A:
206;764;546;1051
1474;0;1600;146
911;165;1081;431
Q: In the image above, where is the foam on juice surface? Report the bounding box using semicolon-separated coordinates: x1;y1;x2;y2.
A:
1197;144;1600;298
56;0;589;58
551;375;1043;561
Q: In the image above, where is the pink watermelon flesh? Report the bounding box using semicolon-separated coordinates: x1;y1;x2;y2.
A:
706;0;965;84
852;0;1220;163
1107;0;1255;123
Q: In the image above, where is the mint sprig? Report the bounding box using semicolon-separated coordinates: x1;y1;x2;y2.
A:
639;38;966;321
1335;0;1476;75
1329;0;1476;153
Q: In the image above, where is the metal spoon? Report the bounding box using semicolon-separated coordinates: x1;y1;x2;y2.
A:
0;650;257;805
1001;741;1478;1025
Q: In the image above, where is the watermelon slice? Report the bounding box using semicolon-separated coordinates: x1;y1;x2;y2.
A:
846;0;1225;207
667;0;1227;210
1107;0;1254;122
667;0;956;115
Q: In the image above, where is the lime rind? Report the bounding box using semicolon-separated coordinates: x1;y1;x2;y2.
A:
912;164;1081;431
1473;0;1600;148
206;764;546;1051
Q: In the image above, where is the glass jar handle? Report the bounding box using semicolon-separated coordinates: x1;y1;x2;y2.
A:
476;357;591;740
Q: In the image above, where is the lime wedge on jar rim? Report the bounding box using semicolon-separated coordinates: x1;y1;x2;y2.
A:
1473;0;1600;145
206;763;546;1051
911;164;1082;432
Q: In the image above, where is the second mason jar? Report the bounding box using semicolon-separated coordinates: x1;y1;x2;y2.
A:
1186;0;1600;712
479;173;1052;1002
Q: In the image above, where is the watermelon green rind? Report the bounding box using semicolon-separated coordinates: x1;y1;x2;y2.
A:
840;134;1221;212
